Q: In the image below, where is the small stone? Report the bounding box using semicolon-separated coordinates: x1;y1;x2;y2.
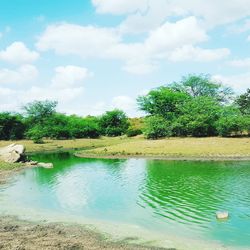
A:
29;161;38;165
216;211;229;220
37;162;54;169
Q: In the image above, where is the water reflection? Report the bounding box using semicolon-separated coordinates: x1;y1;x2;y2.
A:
1;153;250;246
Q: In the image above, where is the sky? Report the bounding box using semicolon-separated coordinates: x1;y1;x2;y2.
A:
0;0;250;117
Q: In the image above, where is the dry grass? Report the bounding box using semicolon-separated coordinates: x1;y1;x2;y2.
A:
0;136;136;153
77;137;250;158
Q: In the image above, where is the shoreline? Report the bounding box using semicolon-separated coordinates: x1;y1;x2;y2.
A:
75;153;250;162
0;216;168;250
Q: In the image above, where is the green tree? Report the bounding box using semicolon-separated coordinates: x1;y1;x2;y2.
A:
170;74;233;103
137;87;189;119
23;100;58;142
144;116;172;139
172;97;221;137
0;113;26;140
235;88;250;115
99;109;129;136
23;100;58;124
68;115;100;138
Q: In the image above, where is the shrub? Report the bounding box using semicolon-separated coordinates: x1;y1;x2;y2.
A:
99;109;129;136
126;128;142;137
216;115;246;137
0;113;26;140
144;116;172;139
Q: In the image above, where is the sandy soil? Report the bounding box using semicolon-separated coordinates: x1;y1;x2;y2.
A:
0;216;172;250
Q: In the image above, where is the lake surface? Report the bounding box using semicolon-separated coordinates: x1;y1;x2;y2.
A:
1;153;250;248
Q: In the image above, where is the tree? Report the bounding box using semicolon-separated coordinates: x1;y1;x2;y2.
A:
99;109;129;136
172;97;221;137
216;105;250;137
23;100;58;142
0;113;26;140
235;88;250;115
170;74;233;103
137;87;189;119
68;115;100;138
23;100;58;124
144;116;172;139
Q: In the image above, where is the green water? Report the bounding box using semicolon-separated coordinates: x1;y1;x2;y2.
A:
1;153;250;248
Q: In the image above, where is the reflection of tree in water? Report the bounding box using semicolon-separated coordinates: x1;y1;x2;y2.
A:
29;152;127;186
138;160;250;229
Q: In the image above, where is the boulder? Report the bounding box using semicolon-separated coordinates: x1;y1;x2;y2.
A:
37;162;54;169
0;144;25;163
216;211;229;220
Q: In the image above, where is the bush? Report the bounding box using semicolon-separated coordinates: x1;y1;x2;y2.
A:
216;115;247;137
172;97;220;137
68;116;101;138
144;116;172;139
126;128;142;137
0;113;26;140
99;109;129;136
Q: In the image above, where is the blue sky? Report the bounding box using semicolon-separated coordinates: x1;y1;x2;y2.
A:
1;0;250;116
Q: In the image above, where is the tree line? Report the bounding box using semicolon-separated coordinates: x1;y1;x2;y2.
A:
0;74;249;142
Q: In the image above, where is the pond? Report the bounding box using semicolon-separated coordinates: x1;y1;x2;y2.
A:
1;152;250;249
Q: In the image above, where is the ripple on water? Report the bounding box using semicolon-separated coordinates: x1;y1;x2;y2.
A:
1;155;250;248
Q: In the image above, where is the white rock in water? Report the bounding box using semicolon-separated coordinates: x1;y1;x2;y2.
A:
37;162;54;169
216;211;229;220
0;144;25;163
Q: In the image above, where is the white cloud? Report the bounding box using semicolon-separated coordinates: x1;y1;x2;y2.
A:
169;45;230;62
92;0;147;15
36;23;120;58
93;0;250;32
0;65;90;113
212;73;250;93
51;65;91;88
228;58;250;68
0;42;39;64
36;17;229;75
0;64;38;85
145;16;207;54
111;95;136;111
21;86;84;103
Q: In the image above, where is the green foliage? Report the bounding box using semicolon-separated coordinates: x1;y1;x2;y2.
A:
216;115;247;137
23;100;58;123
126;128;142;137
99;109;129;136
0;113;26;140
170;74;233;103
235;88;250;115
68;115;100;138
26;113;101;141
144;116;172;139
173;97;221;137
137;87;189;119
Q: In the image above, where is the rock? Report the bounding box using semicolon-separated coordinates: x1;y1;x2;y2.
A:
216;211;229;220
26;161;38;166
37;162;54;169
0;144;25;163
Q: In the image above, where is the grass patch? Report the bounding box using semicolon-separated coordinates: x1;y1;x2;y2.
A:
77;137;250;159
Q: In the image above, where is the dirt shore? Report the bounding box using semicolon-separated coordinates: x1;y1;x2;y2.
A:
75;153;250;161
0;216;171;250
